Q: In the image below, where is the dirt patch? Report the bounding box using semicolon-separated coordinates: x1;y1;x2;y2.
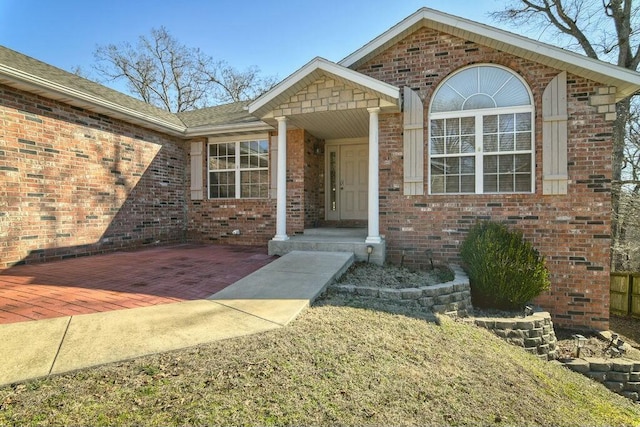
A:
335;262;454;289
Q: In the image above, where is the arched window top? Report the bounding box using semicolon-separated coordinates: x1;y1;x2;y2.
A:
431;65;532;113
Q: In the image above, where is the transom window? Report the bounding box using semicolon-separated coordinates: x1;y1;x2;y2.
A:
208;139;269;199
429;65;534;194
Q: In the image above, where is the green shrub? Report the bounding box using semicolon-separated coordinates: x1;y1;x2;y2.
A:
460;221;550;310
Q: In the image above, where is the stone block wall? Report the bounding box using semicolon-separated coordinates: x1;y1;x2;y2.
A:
563;358;640;402
329;265;472;314
268;76;380;117
0;84;187;269
473;312;558;361
355;26;613;330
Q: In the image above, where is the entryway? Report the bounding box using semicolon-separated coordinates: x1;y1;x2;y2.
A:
326;140;368;221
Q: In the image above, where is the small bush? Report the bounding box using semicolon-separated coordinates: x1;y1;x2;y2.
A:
460;221;550;310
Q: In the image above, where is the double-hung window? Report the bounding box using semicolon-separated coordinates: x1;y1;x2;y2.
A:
429;65;534;194
208;139;269;199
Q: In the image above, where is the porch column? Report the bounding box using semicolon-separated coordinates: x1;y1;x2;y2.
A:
366;107;381;244
273;116;289;241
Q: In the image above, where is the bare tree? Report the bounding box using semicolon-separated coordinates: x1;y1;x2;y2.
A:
491;0;640;270
92;27;276;112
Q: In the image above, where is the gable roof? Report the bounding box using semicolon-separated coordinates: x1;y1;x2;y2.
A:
340;7;640;101
248;57;400;120
177;101;272;137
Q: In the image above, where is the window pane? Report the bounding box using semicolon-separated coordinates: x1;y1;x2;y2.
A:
516;132;531;150
484;174;497;192
209;171;235;198
429;66;534;195
431;159;445;175
484;156;498;173
499;114;514;133
515;174;532;192
515;154;532;172
431;137;444;155
446;176;459;193
483;115;498;133
461;175;475;192
431;175;444;193
484;134;498;152
432;66;531;113
498;155;513;173
494;77;531;107
445;157;460;174
446;118;460;136
464;93;495;110
241;170;268;198
461;136;475;153
461;117;475;134
499;133;514;151
461;156;475;173
516;113;531;131
431;85;464;112
446;136;460;154
209;143;235;170
498;175;514;192
431;119;444;137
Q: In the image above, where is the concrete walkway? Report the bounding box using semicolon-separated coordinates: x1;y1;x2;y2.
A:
0;251;354;386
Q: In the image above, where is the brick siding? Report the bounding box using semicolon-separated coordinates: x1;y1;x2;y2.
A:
186;129;324;243
355;27;612;330
0;84;187;269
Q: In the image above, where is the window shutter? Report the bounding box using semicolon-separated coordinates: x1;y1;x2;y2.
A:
269;135;278;199
542;71;568;195
190;141;204;200
403;87;424;195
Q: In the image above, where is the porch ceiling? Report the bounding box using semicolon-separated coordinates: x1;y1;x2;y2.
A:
283;108;370;140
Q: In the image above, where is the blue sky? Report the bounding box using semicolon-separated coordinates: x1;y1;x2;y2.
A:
0;0;507;85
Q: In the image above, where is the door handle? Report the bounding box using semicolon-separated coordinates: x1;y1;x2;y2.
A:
340;180;344;190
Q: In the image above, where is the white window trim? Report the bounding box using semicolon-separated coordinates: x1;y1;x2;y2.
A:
428;65;535;195
207;136;269;199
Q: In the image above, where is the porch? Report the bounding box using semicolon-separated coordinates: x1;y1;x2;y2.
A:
268;227;386;265
246;57;401;262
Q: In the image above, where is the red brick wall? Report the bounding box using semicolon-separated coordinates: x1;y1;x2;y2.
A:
355;27;612;330
0;84;187;269
186;128;314;243
304;132;325;228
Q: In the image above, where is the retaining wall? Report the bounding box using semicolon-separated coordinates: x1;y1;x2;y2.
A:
563;357;640;402
473;312;558;361
329;265;472;314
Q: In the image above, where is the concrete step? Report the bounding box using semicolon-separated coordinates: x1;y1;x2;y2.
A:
268;237;385;265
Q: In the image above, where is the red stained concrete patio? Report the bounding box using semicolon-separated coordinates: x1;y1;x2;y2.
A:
0;244;276;325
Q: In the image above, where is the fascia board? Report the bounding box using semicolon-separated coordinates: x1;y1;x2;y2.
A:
339;7;640;99
248;57;400;118
185;121;274;137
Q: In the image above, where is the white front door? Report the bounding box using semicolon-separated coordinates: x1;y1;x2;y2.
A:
327;143;368;221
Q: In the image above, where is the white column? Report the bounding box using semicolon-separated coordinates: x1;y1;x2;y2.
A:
273;116;289;241
366;107;381;244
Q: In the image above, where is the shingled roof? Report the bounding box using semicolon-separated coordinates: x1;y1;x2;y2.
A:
0;45;267;137
0;45;189;133
177;101;256;127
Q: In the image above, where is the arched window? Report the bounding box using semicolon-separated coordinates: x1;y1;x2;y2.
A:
429;65;534;194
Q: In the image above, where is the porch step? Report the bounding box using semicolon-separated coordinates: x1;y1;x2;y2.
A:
268;228;385;265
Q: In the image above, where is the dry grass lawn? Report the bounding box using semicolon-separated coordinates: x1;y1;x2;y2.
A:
1;296;639;426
